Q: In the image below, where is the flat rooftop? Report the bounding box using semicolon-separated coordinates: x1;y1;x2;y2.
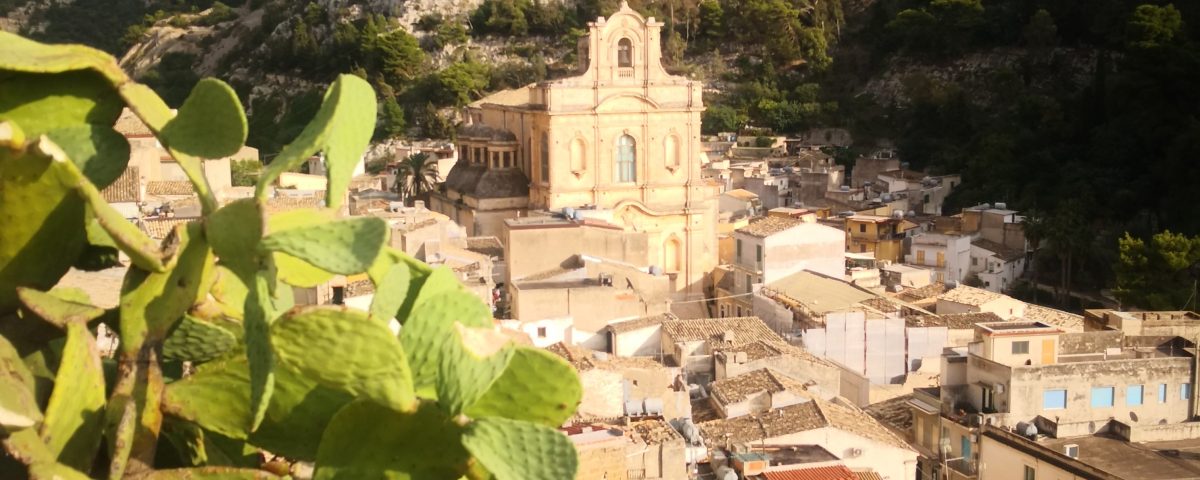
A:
976;321;1059;334
1039;434;1200;480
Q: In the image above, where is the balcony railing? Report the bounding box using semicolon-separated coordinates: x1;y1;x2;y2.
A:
946;458;978;479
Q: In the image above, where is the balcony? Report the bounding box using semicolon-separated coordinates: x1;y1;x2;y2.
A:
946;458;978;479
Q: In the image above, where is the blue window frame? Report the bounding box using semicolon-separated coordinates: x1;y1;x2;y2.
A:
1128;385;1144;406
1160;383;1169;403
1043;389;1066;410
615;135;636;183
1183;383;1192;400
1091;387;1114;408
961;435;971;458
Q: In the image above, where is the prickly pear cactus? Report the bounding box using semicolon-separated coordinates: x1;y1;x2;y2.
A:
0;32;582;479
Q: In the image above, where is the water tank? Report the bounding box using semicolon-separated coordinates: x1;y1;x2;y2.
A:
643;398;664;416
625;400;644;416
563;207;575;218
572;211;584;220
995;202;1007;209
649;265;663;276
716;466;738;480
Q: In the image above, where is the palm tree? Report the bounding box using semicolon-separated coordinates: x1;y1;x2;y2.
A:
392;152;439;206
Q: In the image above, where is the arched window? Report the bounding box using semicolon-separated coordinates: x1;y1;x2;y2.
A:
663;237;681;272
617;38;633;67
540;132;550;182
616;135;636;183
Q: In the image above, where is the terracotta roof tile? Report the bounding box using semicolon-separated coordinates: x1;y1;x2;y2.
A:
699;398;912;451
736;216;805;237
904;312;1004;329
139;217;197;240
864;394;915;432
710;368;811;406
661;316;781;345
146;180;195;196
101;166;141;203
895;282;948;302
762;465;857;480
1023;304;1084;331
972;239;1025;262
607;313;676;334
113;108;154;137
465;236;504;259
937;285;1003;306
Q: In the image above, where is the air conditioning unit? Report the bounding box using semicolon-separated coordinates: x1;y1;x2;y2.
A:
1064;444;1079;458
994;383;1006;395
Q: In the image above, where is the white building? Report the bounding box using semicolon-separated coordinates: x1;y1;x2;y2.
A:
905;231;972;284
970;239;1027;293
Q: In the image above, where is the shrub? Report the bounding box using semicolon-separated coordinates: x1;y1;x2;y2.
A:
0;31;581;479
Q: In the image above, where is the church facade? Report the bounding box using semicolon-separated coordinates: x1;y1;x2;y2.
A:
429;2;719;297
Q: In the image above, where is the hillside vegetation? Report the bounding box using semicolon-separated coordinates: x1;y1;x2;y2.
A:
5;0;1200;301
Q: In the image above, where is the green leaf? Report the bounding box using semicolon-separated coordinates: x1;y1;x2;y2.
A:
0;134;88;313
0;31;126;84
163;315;237;363
465;347;581;427
244;270;275;431
462;418;578;480
0;334;40;432
369;259;410;322
29;461;92;479
40;139;165;272
437;324;514;417
260;216;388;275
159;417;208;467
368;248;433;324
16;287;105;328
161;356;355;461
255;74;377;210
266;208;337;287
0;71;122;136
206;198;264;275
45;125;130;189
118;222;212;354
39;322;105;471
314;400;470;480
401;289;492;395
272;306;415;412
160;78;248;159
140;467;283;479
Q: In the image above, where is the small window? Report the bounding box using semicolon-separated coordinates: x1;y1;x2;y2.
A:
859;224;866;233
745;274;752;294
736;239;742;261
1012;341;1029;355
1043;389;1066;410
615;134;637;183
755;245;762;264
972;257;978;266
332;286;345;305
617;38;633;67
1128;385;1144;406
1024;465;1035;480
537;327;547;338
1160;383;1169;403
1091;386;1115;408
735;305;742;316
1183;383;1192;400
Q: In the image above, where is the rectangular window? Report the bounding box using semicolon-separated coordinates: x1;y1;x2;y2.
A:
736;239;742;262
859;224;866;233
536;327;547;338
1024;465;1035;480
1043;389;1066;410
1183;383;1192;400
540;132;550;182
745;275;752;294
1012;341;1029;354
916;250;925;264
755;245;763;265
1160;383;1169;403
1128;385;1144;406
1091;386;1115;408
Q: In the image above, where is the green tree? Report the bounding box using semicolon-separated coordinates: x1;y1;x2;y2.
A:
702;104;745;134
230;159;262;186
1023;9;1058;49
697;0;724;42
374;29;426;88
434;61;491;106
1116;231;1200;310
377;95;407;140
419;102;456;139
393;152;440;205
1126;4;1183;49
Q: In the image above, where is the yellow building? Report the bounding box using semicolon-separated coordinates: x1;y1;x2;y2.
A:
844;214;917;263
431;1;719;297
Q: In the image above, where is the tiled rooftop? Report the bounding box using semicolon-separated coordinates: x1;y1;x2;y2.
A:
904;312;1004;329
101;166;140;203
863;394;915;433
1023;304;1084;331
937;284;1003;306
146;180;195;196
607;313;676;334
736;216;805;237
972;239;1025;262
139;217;197;240
661;316;780;345
710;368;811;406
545;342;667;372
895;282;948;302
465;236;504;259
113;108;154;137
762;465;857;480
699;398;911;451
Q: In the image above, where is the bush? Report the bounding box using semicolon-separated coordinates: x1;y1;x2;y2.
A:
0;32;581;479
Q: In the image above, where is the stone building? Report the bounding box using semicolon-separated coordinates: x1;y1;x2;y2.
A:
430;1;719;297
